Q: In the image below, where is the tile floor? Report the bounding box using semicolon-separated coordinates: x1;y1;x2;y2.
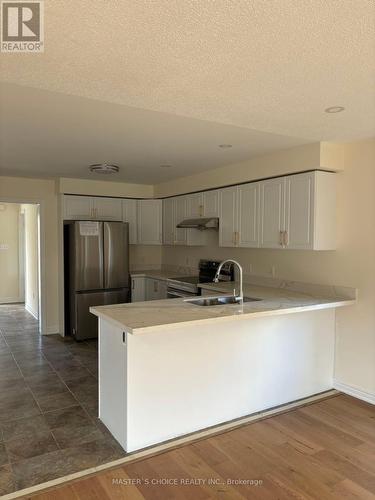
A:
0;304;126;496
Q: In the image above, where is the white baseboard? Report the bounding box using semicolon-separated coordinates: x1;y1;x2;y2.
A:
45;324;60;335
0;297;23;304
334;379;375;405
25;303;38;320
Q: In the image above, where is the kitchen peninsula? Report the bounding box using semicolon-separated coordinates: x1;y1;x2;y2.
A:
91;280;356;453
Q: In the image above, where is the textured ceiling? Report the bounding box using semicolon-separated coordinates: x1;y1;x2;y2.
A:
1;0;374;143
0;83;309;183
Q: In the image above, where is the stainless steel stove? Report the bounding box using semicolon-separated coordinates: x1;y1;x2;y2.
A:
167;260;234;299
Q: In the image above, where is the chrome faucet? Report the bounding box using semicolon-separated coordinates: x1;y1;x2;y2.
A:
214;259;243;304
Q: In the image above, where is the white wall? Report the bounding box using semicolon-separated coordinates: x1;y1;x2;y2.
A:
161;138;375;399
22;204;39;319
0;203;21;303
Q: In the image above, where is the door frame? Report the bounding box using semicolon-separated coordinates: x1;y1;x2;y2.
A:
18;212;25;302
0;197;46;335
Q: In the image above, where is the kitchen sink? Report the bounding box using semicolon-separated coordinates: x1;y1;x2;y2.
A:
185;295;261;307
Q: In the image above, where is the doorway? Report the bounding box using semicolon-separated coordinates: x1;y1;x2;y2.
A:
0;202;42;333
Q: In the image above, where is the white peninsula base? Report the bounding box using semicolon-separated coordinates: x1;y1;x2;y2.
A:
98;308;335;453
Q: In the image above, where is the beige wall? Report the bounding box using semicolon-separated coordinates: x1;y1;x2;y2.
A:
161;138;375;397
58;177;153;198
0;203;21;303
129;245;162;271
22;204;39;318
154;142;326;197
0;177;58;333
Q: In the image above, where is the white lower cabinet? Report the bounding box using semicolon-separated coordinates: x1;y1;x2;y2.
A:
131;277;167;302
146;278;167;301
131;277;146;302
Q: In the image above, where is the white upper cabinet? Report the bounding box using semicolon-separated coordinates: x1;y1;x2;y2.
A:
219;184;260;248
203;190;219;217
186;193;204;218
219;187;238;247
122;199;138;244
237;183;260;248
164;196;205;246
258;171;336;250
62;171;335;251
137;200;162;245
63;195;93;220
185;191;219;218
174;196;187;245
284;173;314;250
162;198;174;245
63;195;122;221
286;171;336;250
259;177;285;249
92;197;122;221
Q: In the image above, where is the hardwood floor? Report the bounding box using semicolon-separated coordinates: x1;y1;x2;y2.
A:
28;394;375;500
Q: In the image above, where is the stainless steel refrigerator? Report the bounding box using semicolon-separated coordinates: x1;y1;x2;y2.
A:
66;221;130;340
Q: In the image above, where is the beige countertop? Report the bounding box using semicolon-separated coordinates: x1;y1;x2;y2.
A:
91;281;356;335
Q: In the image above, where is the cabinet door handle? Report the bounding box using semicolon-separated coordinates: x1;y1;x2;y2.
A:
132;279;135;290
123;332;126;343
199;204;204;217
283;231;289;247
279;231;283;246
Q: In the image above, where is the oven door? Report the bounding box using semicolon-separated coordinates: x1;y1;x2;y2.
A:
167;288;197;299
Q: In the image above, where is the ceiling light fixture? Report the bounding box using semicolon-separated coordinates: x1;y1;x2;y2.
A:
160;164;173;168
218;144;232;148
324;106;345;113
89;163;119;174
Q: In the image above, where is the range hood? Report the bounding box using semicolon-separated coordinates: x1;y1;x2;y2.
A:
176;217;219;230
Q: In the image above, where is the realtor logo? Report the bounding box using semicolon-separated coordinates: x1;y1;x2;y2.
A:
1;1;44;52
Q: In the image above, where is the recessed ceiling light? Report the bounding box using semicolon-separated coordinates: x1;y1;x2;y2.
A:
89;163;119;174
324;106;345;113
160;164;173;168
218;144;232;148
